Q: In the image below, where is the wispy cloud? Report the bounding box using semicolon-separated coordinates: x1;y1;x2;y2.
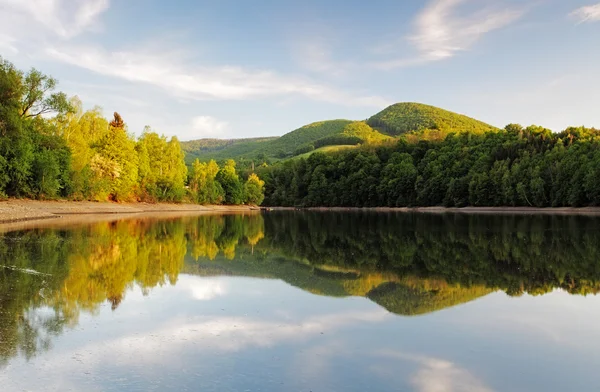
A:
0;0;109;39
45;45;390;107
292;40;348;76
190;116;230;139
570;3;600;23
374;350;494;392
375;0;525;69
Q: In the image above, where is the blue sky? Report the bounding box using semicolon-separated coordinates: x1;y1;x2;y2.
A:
1;0;600;140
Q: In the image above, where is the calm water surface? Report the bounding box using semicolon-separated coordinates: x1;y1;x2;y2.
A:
1;211;600;391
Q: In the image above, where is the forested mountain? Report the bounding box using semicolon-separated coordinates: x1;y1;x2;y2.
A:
181;119;380;162
181;103;495;163
366;102;498;138
182;137;276;165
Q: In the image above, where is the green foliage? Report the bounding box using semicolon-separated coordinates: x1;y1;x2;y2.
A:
189;159;225;204
0;57;263;206
0;57;71;198
182;137;276;165
261;125;600;208
367;102;497;137
181;104;496;163
291;145;358;160
137;131;187;202
20;68;70;118
30;134;71;199
342;121;391;143
244;173;265;205
93;113;139;201
269;120;353;157
181;120;354;161
313;135;362;149
216;160;244;205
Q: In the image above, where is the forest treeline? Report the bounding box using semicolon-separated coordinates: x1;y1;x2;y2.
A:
0;58;264;204
260;124;600;207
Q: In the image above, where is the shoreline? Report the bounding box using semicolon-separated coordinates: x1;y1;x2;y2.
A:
4;200;600;232
262;206;600;215
0;200;259;231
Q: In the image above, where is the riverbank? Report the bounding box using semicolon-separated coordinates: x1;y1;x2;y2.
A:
0;200;258;227
263;206;600;215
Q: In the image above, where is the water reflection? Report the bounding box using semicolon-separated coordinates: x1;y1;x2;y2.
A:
2;211;600;390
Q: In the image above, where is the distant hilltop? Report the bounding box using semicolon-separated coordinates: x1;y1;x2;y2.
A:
181;102;498;163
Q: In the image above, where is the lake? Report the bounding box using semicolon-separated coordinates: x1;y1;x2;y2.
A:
1;211;600;391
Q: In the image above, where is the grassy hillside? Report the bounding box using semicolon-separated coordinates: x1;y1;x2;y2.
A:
181;103;497;163
263;119;354;157
367;102;497;137
181;137;276;165
292;145;358;160
342;121;392;144
181;120;356;162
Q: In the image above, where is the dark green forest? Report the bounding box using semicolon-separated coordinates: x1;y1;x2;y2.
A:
260;125;600;207
0;57;264;205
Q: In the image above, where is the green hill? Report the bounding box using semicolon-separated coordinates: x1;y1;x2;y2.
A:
181;103;497;163
366;102;497;136
264;119;354;157
182;137;276;165
367;282;493;316
291;145;358;160
181;120;357;162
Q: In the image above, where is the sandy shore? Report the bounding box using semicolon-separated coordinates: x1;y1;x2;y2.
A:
4;200;600;232
0;199;258;230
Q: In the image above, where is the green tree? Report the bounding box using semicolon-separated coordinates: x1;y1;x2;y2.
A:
244;173;265;205
216;159;244;205
94;113;139;201
189;159;224;204
136;130;187;202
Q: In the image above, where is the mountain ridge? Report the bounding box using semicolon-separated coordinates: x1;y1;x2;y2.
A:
181;102;498;163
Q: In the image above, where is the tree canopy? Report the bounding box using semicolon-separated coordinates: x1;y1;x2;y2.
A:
0;57;265;205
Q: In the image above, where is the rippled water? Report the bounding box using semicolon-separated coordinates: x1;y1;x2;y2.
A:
1;211;600;391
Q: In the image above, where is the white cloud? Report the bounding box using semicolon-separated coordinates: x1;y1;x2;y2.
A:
571;3;600;23
13;309;390;370
374;350;494;392
185;277;227;300
375;0;525;69
44;45;390;107
0;0;109;40
190;116;230;139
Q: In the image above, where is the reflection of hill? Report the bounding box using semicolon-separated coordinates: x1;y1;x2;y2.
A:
367;282;492;316
185;255;493;316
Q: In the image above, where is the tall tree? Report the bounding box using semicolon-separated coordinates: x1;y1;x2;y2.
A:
94;112;139;201
216;159;244;205
244;173;265;205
